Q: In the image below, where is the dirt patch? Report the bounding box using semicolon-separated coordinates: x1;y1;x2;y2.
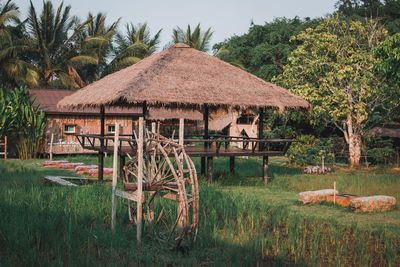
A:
389;168;400;172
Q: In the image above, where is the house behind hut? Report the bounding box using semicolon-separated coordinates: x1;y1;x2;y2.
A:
29;89;141;154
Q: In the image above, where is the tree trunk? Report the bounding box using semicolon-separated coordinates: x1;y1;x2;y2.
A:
346;114;361;168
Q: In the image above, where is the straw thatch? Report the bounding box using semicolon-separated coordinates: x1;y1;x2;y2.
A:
58;43;309;111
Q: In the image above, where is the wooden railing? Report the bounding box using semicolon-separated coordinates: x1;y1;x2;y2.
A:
75;133;294;157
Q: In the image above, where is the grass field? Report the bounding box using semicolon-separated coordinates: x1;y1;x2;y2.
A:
0;156;399;266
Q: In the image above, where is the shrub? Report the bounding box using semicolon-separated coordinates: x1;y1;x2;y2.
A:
286;135;334;166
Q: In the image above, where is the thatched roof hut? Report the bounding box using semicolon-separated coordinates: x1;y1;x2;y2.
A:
58;43;309;111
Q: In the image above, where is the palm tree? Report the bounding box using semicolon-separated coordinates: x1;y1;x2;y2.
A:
109;23;162;72
172;23;213;52
26;1;97;88
0;0;38;89
77;12;120;82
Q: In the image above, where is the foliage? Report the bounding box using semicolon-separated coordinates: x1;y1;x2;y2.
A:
335;0;400;34
77;13;120;83
172;23;213;52
4;87;46;158
286;135;334;166
0;0;38;88
365;136;396;165
26;1;97;88
374;32;400;121
108;23;161;73
213;17;321;81
274;16;388;167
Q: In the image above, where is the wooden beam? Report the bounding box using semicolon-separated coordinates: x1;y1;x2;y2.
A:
98;105;105;181
201;105;209;175
43;176;78;187
137;116;144;244
207;156;213;183
230;156;235;174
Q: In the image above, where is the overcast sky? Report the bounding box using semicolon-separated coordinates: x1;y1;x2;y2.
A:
17;0;337;51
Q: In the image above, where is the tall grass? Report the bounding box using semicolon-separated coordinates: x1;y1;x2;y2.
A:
1;158;399;266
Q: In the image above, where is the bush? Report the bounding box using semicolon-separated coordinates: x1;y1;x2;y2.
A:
286;135;334;166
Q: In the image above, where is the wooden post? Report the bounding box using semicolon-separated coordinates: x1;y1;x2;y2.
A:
151;122;156;134
207;157;213;183
137;116;144;244
334;181;336;205
98;105;105;181
259;108;268;184
111;123;120;231
230;156;235;174
321;152;325;174
201;105;209;175
120;155;125;179
49;133;54;160
262;156;268;185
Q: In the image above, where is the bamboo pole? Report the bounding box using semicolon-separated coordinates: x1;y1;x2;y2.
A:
179;118;184;161
49;133;54;160
137;117;144;244
111;123;120;231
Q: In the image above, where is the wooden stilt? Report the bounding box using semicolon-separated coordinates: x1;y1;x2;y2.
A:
207;157;213;183
262;156;268;185
201;105;209;175
230;156;235;174
119;155;125;180
137;116;144;244
259;108;266;183
201;158;205;175
111;123;120;231
151;122;156;134
99;105;105;181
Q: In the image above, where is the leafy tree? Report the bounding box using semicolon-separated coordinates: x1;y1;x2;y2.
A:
336;0;400;34
0;0;38;89
109;23;161;72
78;12;120;82
274;16;388;168
374;32;400;121
172;23;213;52
26;0;97;88
213;17;320;81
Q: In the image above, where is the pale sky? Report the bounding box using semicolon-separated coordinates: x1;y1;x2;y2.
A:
17;0;337;51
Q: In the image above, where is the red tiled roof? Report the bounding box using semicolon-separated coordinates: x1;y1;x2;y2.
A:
28;89;142;115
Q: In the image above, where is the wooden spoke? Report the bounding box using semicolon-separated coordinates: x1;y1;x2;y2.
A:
122;129;199;247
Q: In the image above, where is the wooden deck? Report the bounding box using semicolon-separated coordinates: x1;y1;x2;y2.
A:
75;134;293;157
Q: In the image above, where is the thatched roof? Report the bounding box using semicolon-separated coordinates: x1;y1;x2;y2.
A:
58;43;309;111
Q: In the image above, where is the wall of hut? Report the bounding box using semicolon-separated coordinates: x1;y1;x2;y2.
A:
44;114;136;154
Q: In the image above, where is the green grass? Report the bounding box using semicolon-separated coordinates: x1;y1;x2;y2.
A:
0;157;399;266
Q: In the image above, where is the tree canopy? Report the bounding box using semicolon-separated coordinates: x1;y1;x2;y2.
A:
274;16;389;167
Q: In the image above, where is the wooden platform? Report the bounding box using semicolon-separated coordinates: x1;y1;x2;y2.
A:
75;134;293;157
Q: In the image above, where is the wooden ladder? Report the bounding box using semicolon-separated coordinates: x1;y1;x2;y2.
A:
0;136;7;159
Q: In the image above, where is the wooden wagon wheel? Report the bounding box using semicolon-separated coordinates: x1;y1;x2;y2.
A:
123;131;199;247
